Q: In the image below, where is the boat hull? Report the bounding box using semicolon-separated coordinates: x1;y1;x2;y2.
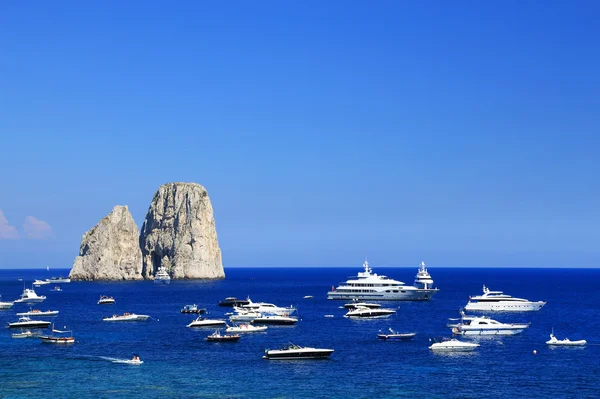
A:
251;318;298;325
40;336;75;344
328;288;439;301
14;298;46;304
378;333;416;340
453;326;529;336
465;302;546;312
8;321;51;328
187;321;226;328
264;349;333;360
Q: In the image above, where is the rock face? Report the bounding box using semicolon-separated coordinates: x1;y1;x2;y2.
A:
69;206;143;281
140;182;224;280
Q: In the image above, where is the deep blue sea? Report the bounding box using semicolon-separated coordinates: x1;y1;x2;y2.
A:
0;267;599;399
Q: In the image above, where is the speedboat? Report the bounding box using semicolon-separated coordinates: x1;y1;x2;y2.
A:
238;298;296;316
344;306;396;319
187;316;226;328
205;329;241;342
180;304;206;314
16;309;59;317
429;338;480;351
449;310;530;335
45;276;71;283
263;344;334;360
103;313;150;322
229;310;262;322
328;260;439;301
8;316;51;329
33;279;50;286
251;314;298;325
51;286;62;292
12;330;41;339
14;288;46;304
153;266;171;284
0;295;13;309
218;297;250;307
303;295;314;299
546;333;586;346
226;323;268;333
40;325;75;344
98;295;115;305
465;285;546;312
343;301;381;309
377;328;416;340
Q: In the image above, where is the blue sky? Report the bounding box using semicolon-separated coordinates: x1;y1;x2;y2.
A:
0;1;598;268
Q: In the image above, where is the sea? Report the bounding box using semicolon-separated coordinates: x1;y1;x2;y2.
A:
0;267;599;399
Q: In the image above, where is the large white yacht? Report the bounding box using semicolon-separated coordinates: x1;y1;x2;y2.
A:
154;267;171;284
14;288;46;304
448;311;530;335
327;261;439;301
237;298;296;316
465;285;546;312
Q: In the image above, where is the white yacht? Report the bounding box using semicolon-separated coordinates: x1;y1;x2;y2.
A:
546;332;586;346
33;279;50;286
45;276;71;283
449;311;530;335
16;309;59;317
0;295;13;309
154;267;171;284
187;316;226;328
344;306;397;319
263;344;334;360
229;310;262;322
251;314;298;325
103;313;150;322
98;295;115;305
238;298;296;315
465;286;546;312
327;261;439;301
8;316;51;329
429;338;480;351
14;288;46;304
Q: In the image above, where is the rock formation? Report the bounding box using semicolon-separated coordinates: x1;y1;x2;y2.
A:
140;182;224;279
69;205;143;281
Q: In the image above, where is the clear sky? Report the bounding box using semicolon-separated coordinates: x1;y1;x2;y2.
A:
0;1;598;268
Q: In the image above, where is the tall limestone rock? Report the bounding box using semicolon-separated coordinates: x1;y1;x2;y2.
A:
140;182;224;279
69;206;143;281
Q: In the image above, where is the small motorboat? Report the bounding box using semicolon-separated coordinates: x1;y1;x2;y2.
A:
51;286;62;292
187;316;226;328
113;355;143;365
33;279;50;286
8;316;51;329
263;344;334;360
377;328;416;341
98;295;115;305
344;306;396;319
103;313;150;322
251;314;298;325
180;304;206;314
429;338;479;351
14;288;46;304
303;295;314;299
218;296;250;307
343;301;381;309
546;333;586;346
205;329;241;342
40;325;75;344
226;323;268;333
12;330;41;339
16;309;59;317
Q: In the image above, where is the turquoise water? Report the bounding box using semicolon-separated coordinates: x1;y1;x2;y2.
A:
0;267;599;398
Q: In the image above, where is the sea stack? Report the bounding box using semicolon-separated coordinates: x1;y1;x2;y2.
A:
69;205;143;281
140;182;224;280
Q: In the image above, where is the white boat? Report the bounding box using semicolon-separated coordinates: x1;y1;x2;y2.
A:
465;285;546;312
328;261;439;301
113;358;144;365
98;295;115;305
205;329;241;342
187;316;226;328
251;315;298;325
14;288;46;304
226;323;268;333
33;279;50;286
40;325;75;344
343;301;381;309
229;310;262;322
8;316;51;329
12;330;41;339
263;344;334;360
449;311;530;335
238;298;296;315
0;295;13;309
429;338;480;351
546;333;586;346
103;313;150;322
50;286;62;292
16;309;59;317
153;267;171;284
303;295;313;299
45;276;71;284
377;328;416;340
344;306;396;319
